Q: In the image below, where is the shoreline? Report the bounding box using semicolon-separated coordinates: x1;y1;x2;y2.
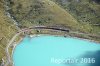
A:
30;34;100;44
11;38;23;66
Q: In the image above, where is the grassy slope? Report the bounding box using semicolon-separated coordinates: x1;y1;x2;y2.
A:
8;0;93;33
51;0;100;34
0;0;17;62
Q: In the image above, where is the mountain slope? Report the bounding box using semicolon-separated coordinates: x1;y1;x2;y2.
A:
7;0;94;33
0;0;17;63
51;0;100;34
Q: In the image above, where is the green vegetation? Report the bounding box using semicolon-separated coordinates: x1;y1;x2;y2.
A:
7;0;91;32
51;0;100;34
0;0;17;64
7;0;100;33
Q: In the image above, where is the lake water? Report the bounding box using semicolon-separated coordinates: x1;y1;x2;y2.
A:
13;35;100;66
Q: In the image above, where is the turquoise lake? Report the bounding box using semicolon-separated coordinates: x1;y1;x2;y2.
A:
13;35;100;66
